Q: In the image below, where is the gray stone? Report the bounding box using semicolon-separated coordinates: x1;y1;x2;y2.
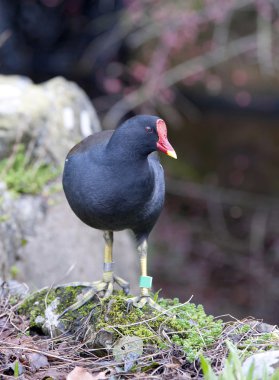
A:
0;184;138;294
242;350;279;379
246;320;277;334
0;280;29;299
0;75;101;162
17;192;138;293
0;181;46;278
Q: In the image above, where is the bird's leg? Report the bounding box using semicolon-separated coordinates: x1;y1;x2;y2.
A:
102;231;130;295
127;240;168;314
57;231;130;318
139;240;151;299
102;230;114;297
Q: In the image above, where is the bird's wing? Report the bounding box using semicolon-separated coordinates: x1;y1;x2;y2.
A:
67;130;114;158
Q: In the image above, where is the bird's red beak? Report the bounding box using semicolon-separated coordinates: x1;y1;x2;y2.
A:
156;119;177;159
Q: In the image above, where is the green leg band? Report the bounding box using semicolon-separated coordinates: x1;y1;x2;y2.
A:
139;275;152;288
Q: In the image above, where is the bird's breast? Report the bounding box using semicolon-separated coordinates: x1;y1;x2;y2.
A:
62;154;159;230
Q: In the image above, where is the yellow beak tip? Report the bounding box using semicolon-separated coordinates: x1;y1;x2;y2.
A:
167;150;177;159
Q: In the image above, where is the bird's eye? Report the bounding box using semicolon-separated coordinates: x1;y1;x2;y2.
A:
145;126;153;134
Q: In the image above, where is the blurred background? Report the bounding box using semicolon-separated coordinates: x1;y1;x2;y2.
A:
0;0;278;324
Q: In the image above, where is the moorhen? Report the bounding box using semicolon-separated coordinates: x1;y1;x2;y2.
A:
62;115;177;313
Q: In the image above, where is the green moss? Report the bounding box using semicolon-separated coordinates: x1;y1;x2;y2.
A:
18;288;279;365
21;239;28;247
17;287;279;373
159;298;223;361
18;288;223;362
0;214;9;222
10;265;20;279
0;144;60;194
96;295;223;362
19;287;86;327
18;289;57;327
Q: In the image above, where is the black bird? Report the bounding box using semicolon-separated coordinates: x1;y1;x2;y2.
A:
62;115;177;312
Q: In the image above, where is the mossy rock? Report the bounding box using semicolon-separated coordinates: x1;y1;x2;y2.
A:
0;144;60;195
18;286;279;364
18;286;223;362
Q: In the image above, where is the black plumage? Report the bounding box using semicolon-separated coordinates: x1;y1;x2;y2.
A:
63;115;169;244
62;115;176;312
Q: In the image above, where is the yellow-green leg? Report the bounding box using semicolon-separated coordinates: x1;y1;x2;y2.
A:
58;231;129;318
102;230;114;297
102;231;130;296
127;240;169;314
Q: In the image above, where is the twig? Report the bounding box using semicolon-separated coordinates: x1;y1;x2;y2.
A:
127;0;254;49
257;0;274;75
103;34;257;128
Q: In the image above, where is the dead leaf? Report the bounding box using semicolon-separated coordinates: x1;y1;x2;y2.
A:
67;366;107;380
113;336;143;372
91;371;109;380
27;352;49;372
0;316;11;329
0;329;13;339
165;362;180;369
38;367;64;380
113;336;143;361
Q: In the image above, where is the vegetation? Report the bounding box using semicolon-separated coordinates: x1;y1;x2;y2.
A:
95;294;223;362
0;144;59;194
201;341;279;380
18;288;223;363
0;287;272;378
17;287;279;378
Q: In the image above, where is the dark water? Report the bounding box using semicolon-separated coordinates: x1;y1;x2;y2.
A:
151;110;279;325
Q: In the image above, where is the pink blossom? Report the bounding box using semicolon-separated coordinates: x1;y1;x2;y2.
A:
158;88;175;103
130;63;148;82
103;78;122;94
232;69;248;87
235;91;252;107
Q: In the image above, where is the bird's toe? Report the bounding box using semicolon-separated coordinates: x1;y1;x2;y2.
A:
125;296;147;312
114;275;130;295
126;295;174;316
57;275;130;318
103;281;114;298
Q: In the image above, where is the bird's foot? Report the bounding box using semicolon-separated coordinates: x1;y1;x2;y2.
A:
126;277;173;316
57;274;130;319
126;293;173;317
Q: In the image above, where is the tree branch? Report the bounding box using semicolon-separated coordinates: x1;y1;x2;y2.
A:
103;34;257;128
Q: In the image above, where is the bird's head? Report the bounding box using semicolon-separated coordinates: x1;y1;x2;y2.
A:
155;118;177;159
115;115;177;159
